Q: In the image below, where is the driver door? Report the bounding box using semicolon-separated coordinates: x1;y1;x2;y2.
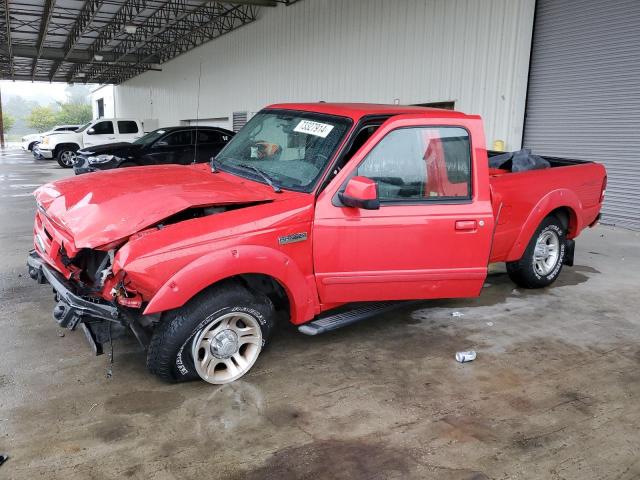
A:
313;115;495;304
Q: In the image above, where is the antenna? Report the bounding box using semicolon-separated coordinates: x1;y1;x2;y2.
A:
194;58;202;163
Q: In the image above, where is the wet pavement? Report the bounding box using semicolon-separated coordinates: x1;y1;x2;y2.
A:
1;147;639;479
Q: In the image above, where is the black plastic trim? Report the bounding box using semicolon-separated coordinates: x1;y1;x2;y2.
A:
27;251;120;322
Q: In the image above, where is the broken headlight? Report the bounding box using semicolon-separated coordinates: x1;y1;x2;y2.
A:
87;154;115;164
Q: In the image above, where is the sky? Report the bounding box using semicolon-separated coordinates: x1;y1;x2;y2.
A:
0;80;98;102
1;80;69;102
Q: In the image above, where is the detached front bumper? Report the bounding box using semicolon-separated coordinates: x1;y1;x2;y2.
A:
27;251;120;323
27;251;123;354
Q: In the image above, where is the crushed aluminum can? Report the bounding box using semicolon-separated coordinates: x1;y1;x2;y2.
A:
455;351;477;363
451;311;464;318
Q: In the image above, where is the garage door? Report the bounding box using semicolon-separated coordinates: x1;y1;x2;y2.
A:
523;0;640;230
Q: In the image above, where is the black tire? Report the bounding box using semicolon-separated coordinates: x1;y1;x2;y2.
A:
506;215;566;289
56;146;78;168
147;281;275;384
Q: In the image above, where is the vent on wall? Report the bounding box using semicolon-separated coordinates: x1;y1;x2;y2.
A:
232;111;248;132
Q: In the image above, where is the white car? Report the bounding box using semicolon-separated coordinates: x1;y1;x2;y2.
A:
35;118;144;168
21;125;80;152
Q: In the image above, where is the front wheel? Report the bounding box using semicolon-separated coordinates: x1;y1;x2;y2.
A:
147;281;275;384
506;216;566;288
56;147;78;168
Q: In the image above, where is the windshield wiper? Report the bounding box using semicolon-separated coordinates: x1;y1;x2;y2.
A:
238;164;281;193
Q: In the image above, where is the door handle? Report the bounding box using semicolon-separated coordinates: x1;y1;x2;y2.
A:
455;220;477;231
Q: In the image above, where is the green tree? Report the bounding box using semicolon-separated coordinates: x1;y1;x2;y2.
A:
27;105;57;132
54;102;92;125
2;112;15;131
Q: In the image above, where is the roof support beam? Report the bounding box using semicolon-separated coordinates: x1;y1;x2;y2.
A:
31;0;55;80
49;0;105;80
218;0;276;5
103;3;257;84
1;0;13;79
74;0;151;80
5;45;160;64
82;0;203;83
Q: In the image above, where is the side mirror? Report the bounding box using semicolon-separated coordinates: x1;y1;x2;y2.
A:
87;128;95;135
338;176;379;210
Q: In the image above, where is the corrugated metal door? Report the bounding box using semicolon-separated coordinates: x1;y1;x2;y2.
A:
523;0;640;230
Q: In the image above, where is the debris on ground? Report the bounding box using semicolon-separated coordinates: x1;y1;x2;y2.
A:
0;453;8;467
455;351;477;363
486;321;494;327
57;330;65;337
512;289;521;296
451;311;465;318
89;403;99;413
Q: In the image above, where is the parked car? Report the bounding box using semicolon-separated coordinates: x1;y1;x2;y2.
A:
27;103;606;385
73;126;234;174
21;125;80;152
34;118;144;168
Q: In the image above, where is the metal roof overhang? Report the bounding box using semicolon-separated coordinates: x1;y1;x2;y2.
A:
0;0;299;84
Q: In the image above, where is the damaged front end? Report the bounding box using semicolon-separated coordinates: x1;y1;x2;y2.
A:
28;165;279;356
27;204;156;356
27;249;150;355
28;200;263;356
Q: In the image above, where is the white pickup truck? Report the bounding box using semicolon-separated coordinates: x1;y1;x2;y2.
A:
35;118;144;168
22;125;81;152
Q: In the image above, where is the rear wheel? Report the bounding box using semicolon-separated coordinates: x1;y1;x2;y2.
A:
506;216;566;288
56;146;78;168
147;281;275;384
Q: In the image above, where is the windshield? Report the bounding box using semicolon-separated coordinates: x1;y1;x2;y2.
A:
215;110;351;191
75;122;92;133
133;129;167;146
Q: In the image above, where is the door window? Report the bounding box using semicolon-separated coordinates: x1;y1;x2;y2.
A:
195;130;224;143
161;130;192;146
355;127;471;201
89;121;114;135
118;121;139;134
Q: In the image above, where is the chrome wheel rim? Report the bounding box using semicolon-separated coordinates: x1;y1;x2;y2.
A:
191;312;262;384
533;230;560;276
60;150;76;166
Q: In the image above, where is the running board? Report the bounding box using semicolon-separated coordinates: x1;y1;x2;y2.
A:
298;301;407;336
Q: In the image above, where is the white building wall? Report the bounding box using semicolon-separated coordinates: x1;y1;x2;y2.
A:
112;0;535;150
91;85;116;118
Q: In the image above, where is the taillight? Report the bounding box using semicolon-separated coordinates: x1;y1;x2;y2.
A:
600;176;607;203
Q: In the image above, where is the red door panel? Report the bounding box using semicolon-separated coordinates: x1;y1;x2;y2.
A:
313;114;494;306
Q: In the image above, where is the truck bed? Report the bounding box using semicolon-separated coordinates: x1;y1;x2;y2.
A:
487;151;606;263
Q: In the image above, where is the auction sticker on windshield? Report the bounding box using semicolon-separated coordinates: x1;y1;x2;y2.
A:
294;120;334;138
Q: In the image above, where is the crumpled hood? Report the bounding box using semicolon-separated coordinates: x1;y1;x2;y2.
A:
34;164;275;249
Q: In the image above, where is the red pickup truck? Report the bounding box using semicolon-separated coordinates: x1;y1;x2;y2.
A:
27;103;606;385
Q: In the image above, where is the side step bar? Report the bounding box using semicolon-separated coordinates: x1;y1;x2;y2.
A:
298;301;410;336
